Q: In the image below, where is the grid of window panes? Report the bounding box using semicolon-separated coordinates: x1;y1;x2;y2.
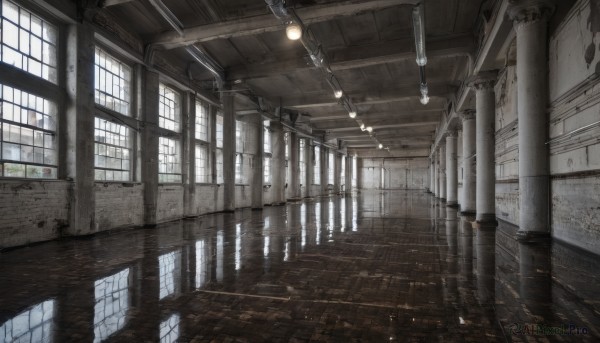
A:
158;251;180;300
158;84;180;132
235;120;243;152
94;47;131;115
158;137;181;183
264;157;270;184
195;144;208;183
263;120;271;153
94;118;130;181
328;152;334;184
313;145;320;185
195;101;208;141
215;113;223;148
159;314;180;343
235;153;242;184
0;299;55;342
1;85;57;178
299;139;305;186
1;1;58;83
93;268;130;343
216;149;223;183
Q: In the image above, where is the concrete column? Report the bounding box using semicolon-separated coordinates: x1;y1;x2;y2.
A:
271;122;286;204
470;72;497;223
429;158;434;193
434;150;439;197
345;155;352;196
251;114;263;209
439;144;446;201
305;141;314;198
65;23;95;234
461;110;476;215
446;131;458;207
222;91;236;212
140;67;160;225
183;92;195;217
333;153;341;193
509;2;554;240
321;148;328;195
288;132;300;199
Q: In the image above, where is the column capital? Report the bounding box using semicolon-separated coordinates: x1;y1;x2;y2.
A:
468;71;498;91
460;110;476;121
508;0;555;26
446;130;458;138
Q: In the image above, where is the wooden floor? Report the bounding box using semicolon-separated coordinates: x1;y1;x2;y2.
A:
0;190;599;342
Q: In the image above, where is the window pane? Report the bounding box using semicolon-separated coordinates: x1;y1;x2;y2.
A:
216;149;223;184
1;1;58;83
94;47;131;115
159;84;181;132
158;136;181;182
195;144;208;183
215;113;223;148
94;117;131;181
195;101;208;141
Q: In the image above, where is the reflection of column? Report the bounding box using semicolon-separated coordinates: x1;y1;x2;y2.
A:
446;131;458;207
289;132;299;199
518;242;552;307
470;72;497;223
474;227;496;304
509;2;554;240
459;216;474;281
446;207;459;302
460;111;476;215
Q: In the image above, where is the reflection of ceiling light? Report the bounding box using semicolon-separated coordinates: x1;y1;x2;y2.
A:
334;90;343;98
366;126;373;133
233;79;243;84
420;94;430;105
378;143;383;149
349;111;357;118
360;124;365;131
286;23;302;40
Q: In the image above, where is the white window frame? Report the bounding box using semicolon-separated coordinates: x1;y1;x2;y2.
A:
158;136;181;183
158;83;181;132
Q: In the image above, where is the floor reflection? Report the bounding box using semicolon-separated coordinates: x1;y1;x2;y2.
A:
0;190;599;342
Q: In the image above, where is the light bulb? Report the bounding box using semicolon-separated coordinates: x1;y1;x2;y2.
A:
420;94;430;105
366;126;373;133
349;111;357;118
360;124;365;131
378;143;383;149
286;23;302;40
334;90;343;99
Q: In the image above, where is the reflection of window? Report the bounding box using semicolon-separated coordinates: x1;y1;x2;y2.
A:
158;83;180;132
159;251;181;300
263;120;270;153
94;118;131;181
1;1;58;83
215;149;223;184
195;144;208;183
263;157;270;184
263;217;270;257
159;314;179;343
300;203;306;248
313;146;320;185
94;47;131;115
195;240;207;288
216;231;223;282
158;137;181;183
1;84;57;178
315;202;321;245
235;224;242;271
236;120;243;152
0;299;54;342
215;113;223;148
235;153;242;184
195;101;208;141
94;268;130;343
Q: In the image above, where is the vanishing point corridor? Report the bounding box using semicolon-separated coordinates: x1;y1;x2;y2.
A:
1;190;599;342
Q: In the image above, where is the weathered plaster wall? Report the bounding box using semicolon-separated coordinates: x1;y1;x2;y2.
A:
95;183;144;231
359;158;429;190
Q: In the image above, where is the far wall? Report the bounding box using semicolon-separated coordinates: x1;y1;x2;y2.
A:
358;158;429;190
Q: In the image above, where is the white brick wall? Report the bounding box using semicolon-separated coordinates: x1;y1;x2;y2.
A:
95;183;144;231
157;185;184;223
0;180;70;248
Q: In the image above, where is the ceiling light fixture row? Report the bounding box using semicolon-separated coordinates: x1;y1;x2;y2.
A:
266;0;362;129
412;2;429;105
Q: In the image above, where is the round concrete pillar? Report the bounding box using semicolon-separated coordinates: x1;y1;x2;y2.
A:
439;144;446;201
446;131;458;207
461;111;476;215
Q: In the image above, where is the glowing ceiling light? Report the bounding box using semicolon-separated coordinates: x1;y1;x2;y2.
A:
366;126;373;133
286;23;302;41
420;94;430;105
378;143;383;149
360;123;365;131
349;111;357;118
334;90;343;99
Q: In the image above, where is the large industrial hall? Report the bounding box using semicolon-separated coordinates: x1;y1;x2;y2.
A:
1;0;599;341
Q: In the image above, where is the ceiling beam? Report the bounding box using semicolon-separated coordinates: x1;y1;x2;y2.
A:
323;121;438;132
103;0;135;6
228;34;474;80
151;0;418;49
282;84;455;109
308;108;440;122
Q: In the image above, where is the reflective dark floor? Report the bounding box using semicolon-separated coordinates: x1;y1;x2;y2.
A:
1;190;600;342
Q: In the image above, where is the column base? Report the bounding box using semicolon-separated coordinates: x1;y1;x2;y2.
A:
475;213;498;226
460;210;476;217
473;219;498;231
439;198;446;202
446;201;459;208
251;207;263;211
516;230;551;243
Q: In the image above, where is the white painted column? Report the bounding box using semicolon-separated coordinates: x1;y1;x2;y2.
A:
461;110;476;215
222;90;236;212
509;2;554;240
434;149;440;197
289;132;299;199
446;131;458;207
439;144;447;201
430;158;435;193
470;73;497;223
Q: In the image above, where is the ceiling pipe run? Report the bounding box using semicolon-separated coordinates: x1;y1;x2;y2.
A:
412;2;429;105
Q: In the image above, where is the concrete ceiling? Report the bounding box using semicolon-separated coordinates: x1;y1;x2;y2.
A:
101;0;485;157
